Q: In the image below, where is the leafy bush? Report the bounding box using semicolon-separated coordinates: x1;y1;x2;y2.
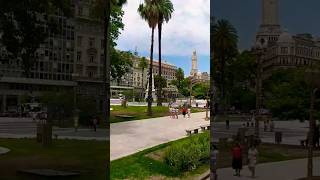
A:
164;132;209;171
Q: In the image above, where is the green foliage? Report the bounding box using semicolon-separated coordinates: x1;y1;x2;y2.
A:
164;132;209;171
192;83;210;99
224;51;256;111
138;0;160;29
0;0;71;76
111;50;133;85
264;68;319;120
212;19;238;108
154;75;167;90
171;69;192;97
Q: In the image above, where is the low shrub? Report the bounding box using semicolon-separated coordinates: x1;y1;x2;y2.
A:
164;132;209;171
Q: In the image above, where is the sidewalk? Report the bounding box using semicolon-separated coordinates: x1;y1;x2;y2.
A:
203;157;320;180
110;112;208;160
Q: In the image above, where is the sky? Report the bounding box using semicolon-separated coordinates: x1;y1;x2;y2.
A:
116;0;210;76
213;0;320;50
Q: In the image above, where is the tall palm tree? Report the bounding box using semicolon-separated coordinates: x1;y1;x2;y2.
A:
139;57;148;101
156;0;174;106
212;19;238;114
138;0;160;116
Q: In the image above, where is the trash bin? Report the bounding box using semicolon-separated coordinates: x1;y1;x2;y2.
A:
275;131;282;144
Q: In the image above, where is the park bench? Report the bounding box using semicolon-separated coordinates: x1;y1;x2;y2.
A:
200;124;210;131
186;127;200;136
115;115;134;118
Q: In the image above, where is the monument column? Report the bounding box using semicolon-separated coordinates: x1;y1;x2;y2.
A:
262;0;279;25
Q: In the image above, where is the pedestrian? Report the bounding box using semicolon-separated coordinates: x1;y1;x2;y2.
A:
169;106;173;119
187;107;191;118
246;120;250;127
93;117;98;132
232;143;243;177
248;145;258;178
182;106;187;118
175;107;179;119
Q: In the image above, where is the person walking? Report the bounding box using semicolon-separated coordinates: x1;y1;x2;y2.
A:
175;107;179;119
187;107;191;118
169;106;174;119
93;117;98;132
232;143;243;177
248;145;258;178
182;106;187;118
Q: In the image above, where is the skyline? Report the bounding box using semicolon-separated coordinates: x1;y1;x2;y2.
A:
116;0;210;76
213;0;320;50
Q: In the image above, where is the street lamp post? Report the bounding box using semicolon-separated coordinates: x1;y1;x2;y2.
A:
253;39;266;139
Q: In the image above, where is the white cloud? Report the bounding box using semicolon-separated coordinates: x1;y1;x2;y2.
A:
116;0;210;57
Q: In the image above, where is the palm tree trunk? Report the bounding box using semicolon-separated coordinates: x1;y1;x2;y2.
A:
147;27;155;116
157;22;163;106
141;69;144;101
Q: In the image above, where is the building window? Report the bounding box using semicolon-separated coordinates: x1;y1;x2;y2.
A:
77;51;82;62
89;55;94;63
101;39;105;49
77;36;82;47
78;7;83;16
89;38;95;48
100;54;104;63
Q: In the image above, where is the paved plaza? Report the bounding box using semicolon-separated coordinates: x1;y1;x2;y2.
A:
204;157;320;180
0;117;108;141
111;112;311;161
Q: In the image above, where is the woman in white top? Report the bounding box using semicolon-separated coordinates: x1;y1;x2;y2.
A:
248;145;258;178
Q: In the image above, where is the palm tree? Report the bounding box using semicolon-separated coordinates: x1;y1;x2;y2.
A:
156;0;174;106
139;57;148;101
138;0;160;116
212;19;238;115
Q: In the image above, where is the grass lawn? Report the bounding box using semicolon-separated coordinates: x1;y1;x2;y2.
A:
110;133;209;180
110;105;205;123
110;132;320;180
0;138;108;180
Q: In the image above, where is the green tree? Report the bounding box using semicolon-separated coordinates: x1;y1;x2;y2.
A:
0;0;71;76
139;57;148;101
225;51;256;111
212;19;238;113
110;50;133;86
172;68;184;89
156;0;174;106
138;0;160;116
192;83;210;99
264;69;315;120
154;75;167;91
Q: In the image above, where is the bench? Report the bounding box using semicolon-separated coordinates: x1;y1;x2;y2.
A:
186;128;199;136
200;124;210;131
115;115;135;118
